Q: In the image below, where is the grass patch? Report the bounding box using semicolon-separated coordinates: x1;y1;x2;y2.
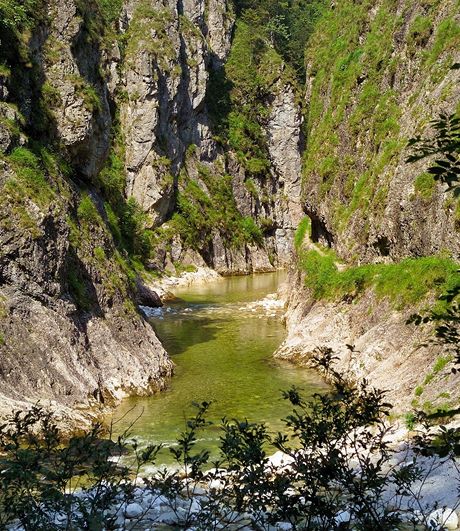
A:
300;250;460;308
301;0;458;239
67;267;92;311
415;386;424;397
77;194;101;226
295;217;311;251
2;147;56;227
170;167;263;251
414;172;436;200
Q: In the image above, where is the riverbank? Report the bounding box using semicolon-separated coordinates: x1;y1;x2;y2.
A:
6;424;460;531
275;268;460;416
146;266;223;302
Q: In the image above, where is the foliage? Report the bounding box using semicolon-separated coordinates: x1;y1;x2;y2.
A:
5;146;56;209
233;0;326;78
0;406;160;530
97;0;123;24
414;172;436;200
301;0;458;238
171;168;263;251
406;109;460;372
67;266;92;311
408;285;460;372
0;0;44;33
77;193;101;226
95;130;154;264
1;354;458;529
207;0;321;174
407;111;460;196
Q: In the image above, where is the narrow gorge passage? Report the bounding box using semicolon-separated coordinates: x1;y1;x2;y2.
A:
108;272;326;463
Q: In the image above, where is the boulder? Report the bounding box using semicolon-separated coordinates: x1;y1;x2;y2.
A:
136;279;163;308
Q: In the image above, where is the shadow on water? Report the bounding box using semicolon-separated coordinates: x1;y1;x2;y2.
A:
151;315;221;356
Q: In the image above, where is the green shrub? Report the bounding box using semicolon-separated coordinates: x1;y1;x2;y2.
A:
171;170;263;251
97;0;123;24
67;267;92;310
424;17;460;66
0;352;453;530
407;15;433;49
240;216;263;244
433;355;452;374
94;246;106;262
404;412;417;430
0;0;44;32
77;194;101;226
41;81;62;110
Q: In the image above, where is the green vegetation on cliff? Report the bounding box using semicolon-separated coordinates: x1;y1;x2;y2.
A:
208;0;324;173
168;163;264;251
299;248;460;310
302;0;460;239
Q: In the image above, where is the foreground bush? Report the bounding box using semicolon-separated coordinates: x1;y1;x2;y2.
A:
0;351;458;530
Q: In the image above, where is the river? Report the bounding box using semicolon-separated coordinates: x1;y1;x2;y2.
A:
108;272;326;464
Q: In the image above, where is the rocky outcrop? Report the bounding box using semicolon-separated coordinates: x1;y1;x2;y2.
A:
276;268;460;414
276;0;460;411
0;0;174;423
119;0;304;272
120;0;230;225
0;145;173;422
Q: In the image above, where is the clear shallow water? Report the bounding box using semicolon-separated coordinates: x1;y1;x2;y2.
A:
108;272;326;463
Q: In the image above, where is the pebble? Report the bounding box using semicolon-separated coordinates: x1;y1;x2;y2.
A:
276;522;293;530
335;510;352;525
157;509;178;524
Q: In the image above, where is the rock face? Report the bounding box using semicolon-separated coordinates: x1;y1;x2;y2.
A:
277;0;460;410
276;268;460;413
0;0;175;423
118;0;304;273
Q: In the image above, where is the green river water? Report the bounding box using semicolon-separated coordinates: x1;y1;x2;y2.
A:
109;272;326;464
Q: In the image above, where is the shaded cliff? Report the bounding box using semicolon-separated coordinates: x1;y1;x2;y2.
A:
0;0;176;421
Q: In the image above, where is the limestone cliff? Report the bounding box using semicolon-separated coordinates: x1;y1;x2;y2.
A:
0;0;176;422
302;0;460;261
118;0;304;274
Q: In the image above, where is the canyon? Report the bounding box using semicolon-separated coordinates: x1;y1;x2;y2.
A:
0;0;459;424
